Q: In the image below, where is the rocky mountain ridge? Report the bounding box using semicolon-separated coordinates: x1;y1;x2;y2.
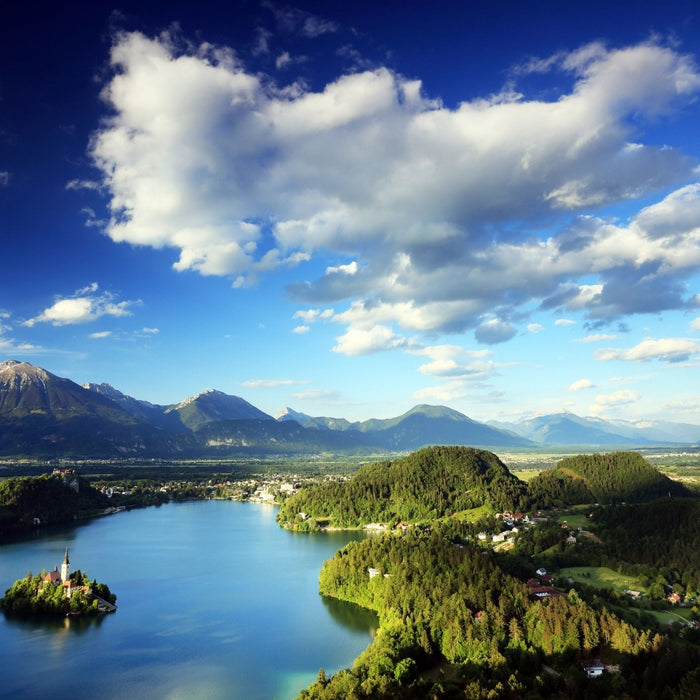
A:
0;360;698;458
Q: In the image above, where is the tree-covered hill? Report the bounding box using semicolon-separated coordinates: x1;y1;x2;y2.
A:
0;472;110;536
595;497;700;574
526;451;688;506
278;446;528;529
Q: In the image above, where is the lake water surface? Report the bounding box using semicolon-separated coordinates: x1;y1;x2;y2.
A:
0;501;376;699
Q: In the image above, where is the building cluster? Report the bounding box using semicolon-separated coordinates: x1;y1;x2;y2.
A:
527;567;565;600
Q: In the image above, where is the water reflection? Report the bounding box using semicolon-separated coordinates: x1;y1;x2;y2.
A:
320;595;378;636
2;610;106;635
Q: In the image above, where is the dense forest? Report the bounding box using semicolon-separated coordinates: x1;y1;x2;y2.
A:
527;452;687;506
279;449;691;532
594;498;700;590
283;448;700;698
299;524;699;699
278;446;528;529
0;471;110;536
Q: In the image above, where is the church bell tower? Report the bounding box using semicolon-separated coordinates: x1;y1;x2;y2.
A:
61;548;70;583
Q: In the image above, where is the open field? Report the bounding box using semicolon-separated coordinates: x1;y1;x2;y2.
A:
601;600;694;629
509;469;542;482
499;453;572;471
644;608;695;625
451;505;494;522
559;566;646;594
557;510;594;529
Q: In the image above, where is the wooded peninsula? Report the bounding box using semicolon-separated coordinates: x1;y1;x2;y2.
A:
277;447;700;699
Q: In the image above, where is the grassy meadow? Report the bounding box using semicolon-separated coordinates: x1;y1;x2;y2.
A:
559;566;646;594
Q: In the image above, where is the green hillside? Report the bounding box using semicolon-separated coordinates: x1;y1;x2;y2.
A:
300;523;699;700
278;445;527;529
595;497;700;572
0;472;110;536
526;451;687;506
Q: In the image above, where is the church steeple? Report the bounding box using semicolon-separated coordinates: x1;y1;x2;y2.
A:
61;548;70;583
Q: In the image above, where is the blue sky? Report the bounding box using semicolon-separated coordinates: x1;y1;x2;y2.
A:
2;0;700;424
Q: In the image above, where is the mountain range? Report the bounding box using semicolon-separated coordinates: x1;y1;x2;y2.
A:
489;411;700;446
0;360;697;459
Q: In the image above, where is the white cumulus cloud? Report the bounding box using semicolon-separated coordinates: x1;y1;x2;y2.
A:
595;337;699;363
567;378;594;391
24;284;139;327
474;319;517;345
413;344;495;379
87;32;700;352
333;324;406;355
590;389;641;415
575;334;618;343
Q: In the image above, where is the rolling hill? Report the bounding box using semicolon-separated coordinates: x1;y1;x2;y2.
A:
278;445;529;528
526;451;689;506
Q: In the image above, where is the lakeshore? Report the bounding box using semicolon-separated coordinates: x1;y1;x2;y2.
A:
0;500;375;699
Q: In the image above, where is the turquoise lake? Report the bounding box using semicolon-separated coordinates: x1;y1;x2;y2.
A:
0;501;377;699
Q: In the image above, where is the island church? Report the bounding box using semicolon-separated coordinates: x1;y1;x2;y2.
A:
42;548;90;599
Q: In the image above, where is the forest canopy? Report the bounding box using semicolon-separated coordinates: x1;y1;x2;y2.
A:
300;524;698;699
0;472;110;537
278;446;528;529
526;452;688;507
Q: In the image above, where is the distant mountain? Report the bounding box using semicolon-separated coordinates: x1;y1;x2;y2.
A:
278;404;534;450
491;410;700;446
359;404;533;449
276;407;355;431
0;360;188;457
518;412;645;446
195;418;368;454
611;419;700;445
276;406;310;422
82;382;184;431
2;360;699;459
0;361;362;458
165;389;273;431
0;361;131;422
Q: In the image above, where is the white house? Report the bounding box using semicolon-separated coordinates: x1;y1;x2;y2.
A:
583;660;605;678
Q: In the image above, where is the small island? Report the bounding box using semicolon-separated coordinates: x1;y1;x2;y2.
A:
1;549;116;617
